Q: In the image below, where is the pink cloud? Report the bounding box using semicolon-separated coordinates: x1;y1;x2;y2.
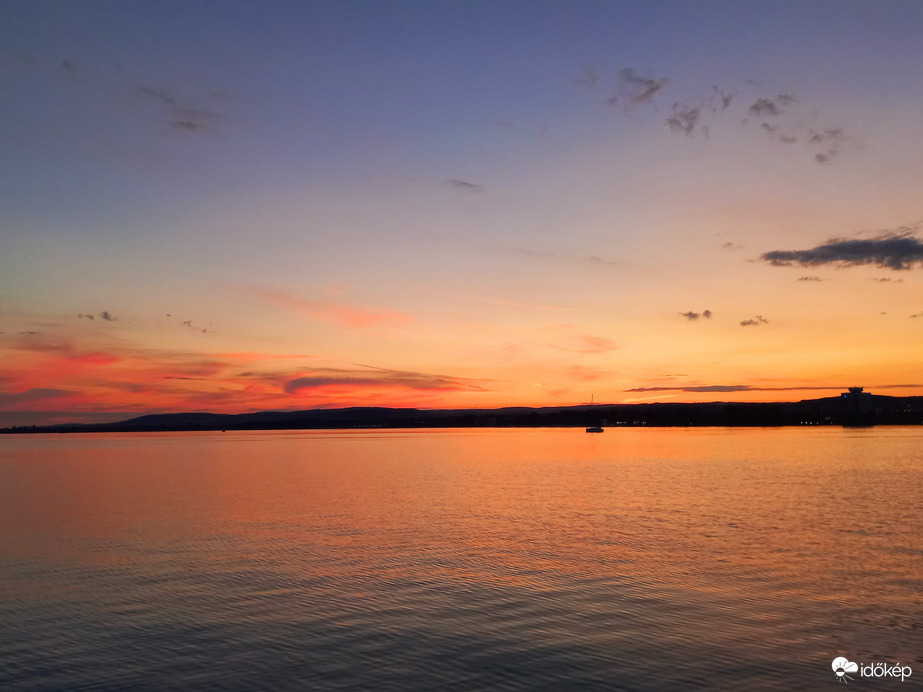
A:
256;289;411;328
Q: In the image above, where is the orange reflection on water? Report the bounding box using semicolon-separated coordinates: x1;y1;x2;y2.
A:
1;428;919;612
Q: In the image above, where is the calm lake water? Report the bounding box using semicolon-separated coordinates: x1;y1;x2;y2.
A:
1;427;920;691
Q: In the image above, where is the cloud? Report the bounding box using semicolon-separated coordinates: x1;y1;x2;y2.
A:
680;310;712;321
760;230;923;270
444;179;484;193
587;72;842;162
760;122;798;144
77;311;118;321
180;320;214;334
665;86;734;137
583;255;618;267
9;332;73;353
60;58;80;79
871;277;902;283
556;335;620;354
505;245;620;270
138;85;223;135
284;365;485;394
748;95;791;118
808;127;844;145
798;276;824;282
625;384;847;393
609;68;669;107
0;388;71;408
256;289;411;328
740;315;769;326
911;312;923;318
666;104;701;136
574;67;598;87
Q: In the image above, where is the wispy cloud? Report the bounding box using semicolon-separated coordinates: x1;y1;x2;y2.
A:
551;334;620;354
181;320;214;335
798;276;825;282
574;66;598;87
627;384;843;393
444;178;484;193
257;289;411;328
502;245;619;270
138;85;226;135
761;229;923;270
605;68;669;109
0;388;71;408
617;68;669;105
284;365;485;394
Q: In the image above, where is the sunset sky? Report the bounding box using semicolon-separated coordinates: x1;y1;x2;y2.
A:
3;0;923;426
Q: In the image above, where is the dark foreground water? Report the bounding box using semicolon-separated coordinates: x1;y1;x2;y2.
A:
1;427;920;691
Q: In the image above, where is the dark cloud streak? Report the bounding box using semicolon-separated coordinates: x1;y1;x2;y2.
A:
284;366;485;394
761;231;923;270
444;179;484;193
628;384;850;393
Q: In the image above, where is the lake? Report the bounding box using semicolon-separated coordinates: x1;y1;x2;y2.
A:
0;427;920;690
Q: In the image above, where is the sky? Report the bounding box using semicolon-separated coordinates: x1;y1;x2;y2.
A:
2;0;923;427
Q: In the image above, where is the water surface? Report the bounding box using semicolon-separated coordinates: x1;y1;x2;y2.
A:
1;427;920;690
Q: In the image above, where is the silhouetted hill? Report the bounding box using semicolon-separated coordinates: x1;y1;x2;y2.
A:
4;395;923;433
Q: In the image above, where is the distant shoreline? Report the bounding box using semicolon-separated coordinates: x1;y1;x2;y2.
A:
4;394;923;434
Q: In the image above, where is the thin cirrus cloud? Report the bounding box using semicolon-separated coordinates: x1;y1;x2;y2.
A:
256;289;411;328
284;365;486;394
760;230;923;270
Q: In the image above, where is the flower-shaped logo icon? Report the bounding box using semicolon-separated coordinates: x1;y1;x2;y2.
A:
832;657;858;683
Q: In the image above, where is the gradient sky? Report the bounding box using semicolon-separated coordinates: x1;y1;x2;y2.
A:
3;0;923;426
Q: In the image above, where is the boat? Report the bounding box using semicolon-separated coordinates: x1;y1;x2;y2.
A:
585;426;604;433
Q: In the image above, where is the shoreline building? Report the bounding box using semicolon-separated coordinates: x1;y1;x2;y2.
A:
841;386;873;426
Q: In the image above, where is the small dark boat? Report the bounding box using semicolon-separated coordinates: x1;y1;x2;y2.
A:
585;426;604;433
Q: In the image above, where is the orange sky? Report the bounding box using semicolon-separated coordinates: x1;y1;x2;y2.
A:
2;2;923;426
